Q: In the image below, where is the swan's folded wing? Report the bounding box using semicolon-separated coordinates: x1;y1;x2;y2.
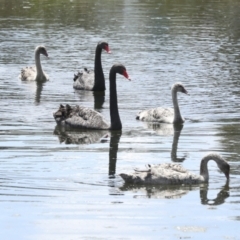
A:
120;163;202;185
20;66;36;81
66;106;109;129
152;163;188;173
149;163;202;184
136;107;174;123
73;69;95;90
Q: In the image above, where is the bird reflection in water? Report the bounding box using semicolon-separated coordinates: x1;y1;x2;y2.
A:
120;182;229;205
108;130;122;177
21;81;46;104
53;126;122;177
145;122;187;162
53;125;108;144
93;91;105;110
35;81;45;104
200;182;229;206
74;87;105;112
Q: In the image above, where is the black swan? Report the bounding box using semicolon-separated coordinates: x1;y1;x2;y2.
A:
120;153;230;185
73;41;111;91
54;64;130;130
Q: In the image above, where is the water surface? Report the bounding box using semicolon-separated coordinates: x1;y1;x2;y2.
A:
1;0;240;239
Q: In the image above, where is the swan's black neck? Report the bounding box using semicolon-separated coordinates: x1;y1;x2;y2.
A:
109;69;122;130
172;89;184;124
35;50;43;80
92;45;105;91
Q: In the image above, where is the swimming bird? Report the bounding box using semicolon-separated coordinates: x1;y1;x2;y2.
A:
20;46;49;82
54;64;130;130
136;82;188;124
73;41;111;91
120;153;230;185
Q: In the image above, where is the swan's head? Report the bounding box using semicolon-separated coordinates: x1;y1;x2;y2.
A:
35;46;48;57
172;82;188;95
111;63;131;80
217;158;230;180
98;41;111;53
53;104;72;123
203;153;230;181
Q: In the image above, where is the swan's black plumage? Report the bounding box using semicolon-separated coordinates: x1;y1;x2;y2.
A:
55;64;130;130
73;41;111;91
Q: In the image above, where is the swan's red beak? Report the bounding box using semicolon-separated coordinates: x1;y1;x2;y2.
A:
123;70;131;81
104;45;111;53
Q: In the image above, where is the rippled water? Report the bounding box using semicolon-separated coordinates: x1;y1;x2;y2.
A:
1;0;240;239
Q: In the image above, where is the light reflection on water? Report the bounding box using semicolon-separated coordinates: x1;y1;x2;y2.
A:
1;0;240;239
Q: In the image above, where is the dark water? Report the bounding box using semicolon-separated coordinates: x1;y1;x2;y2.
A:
1;0;240;239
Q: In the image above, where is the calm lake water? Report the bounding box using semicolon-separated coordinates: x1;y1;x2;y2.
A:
1;0;240;239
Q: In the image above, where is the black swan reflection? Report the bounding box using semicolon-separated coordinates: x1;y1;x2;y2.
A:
53;126;121;177
108;131;122;176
